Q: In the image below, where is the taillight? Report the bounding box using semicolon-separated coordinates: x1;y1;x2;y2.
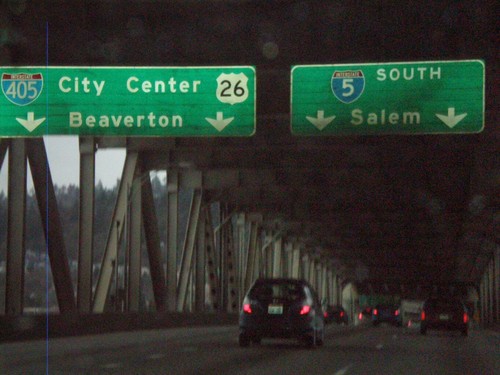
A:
358;312;363;320
463;313;469;324
300;305;311;315
395;309;400;316
323;312;328;318
421;311;426;321
243;303;252;314
373;309;378;316
340;311;344;317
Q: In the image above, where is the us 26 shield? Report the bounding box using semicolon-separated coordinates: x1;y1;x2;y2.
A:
331;70;365;104
1;72;43;106
216;72;249;105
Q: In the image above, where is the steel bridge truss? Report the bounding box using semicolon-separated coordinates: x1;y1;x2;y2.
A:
0;138;343;315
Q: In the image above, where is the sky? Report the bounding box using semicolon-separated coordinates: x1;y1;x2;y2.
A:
0;136;126;193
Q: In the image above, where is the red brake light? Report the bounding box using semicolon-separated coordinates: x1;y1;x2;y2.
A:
421;311;426;321
395;309;400;316
373;309;378;316
324;312;328;318
300;305;311;315
463;313;469;324
340;311;344;317
358;312;363;320
243;303;252;314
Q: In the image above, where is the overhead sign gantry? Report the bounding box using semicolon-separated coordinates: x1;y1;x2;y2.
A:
291;60;484;135
0;66;256;137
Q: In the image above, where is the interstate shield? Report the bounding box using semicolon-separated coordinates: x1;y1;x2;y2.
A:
331;70;365;104
1;72;43;106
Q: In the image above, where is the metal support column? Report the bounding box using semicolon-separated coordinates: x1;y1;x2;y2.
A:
77;137;95;313
27;139;76;313
166;169;179;312
272;236;282;278
5;140;26;315
204;205;219;310
177;189;202;311
244;219;259;291
195;206;206;312
93;152;138;312
302;255;309;281
320;265;328;301
488;260;494;325
291;243;301;279
264;232;273;277
493;245;500;324
236;213;247;302
223;213;238;312
127;170;142;312
142;176;166;311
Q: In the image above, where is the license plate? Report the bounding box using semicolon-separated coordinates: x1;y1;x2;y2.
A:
439;314;450;321
268;304;283;314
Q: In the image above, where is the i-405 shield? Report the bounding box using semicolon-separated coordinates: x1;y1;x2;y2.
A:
216;72;249;105
2;72;43;106
331;70;365;104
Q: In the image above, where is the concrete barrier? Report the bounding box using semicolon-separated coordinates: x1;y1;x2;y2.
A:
0;312;239;342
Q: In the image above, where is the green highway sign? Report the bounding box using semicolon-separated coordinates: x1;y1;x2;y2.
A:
0;66;256;137
291;60;484;135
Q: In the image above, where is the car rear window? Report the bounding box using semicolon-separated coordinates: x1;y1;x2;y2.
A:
249;282;305;301
425;299;462;310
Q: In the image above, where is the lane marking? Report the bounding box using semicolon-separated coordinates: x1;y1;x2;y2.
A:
102;362;122;369
334;364;352;375
147;353;166;360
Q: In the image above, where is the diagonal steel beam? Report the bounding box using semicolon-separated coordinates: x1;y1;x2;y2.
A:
141;175;166;311
93;152;138;313
26;138;76;313
177;189;202;311
0;140;8;169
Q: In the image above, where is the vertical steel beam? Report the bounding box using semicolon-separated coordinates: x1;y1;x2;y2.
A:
127;170;142;312
236;213;247;302
224;214;238;312
177;189;202;311
272;236;282;278
323;266;329;301
244;220;259;291
302;255;310;282
291;243;301;279
195;206;206;312
166;169;178;312
5;140;26;315
488;259;494;325
77;137;95;313
27;139;76;313
495;246;500;324
142;176;166;311
204;207;220;310
93;152;138;312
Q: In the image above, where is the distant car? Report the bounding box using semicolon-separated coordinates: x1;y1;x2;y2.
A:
239;278;325;347
353;306;373;326
324;305;348;325
372;304;402;326
420;297;469;336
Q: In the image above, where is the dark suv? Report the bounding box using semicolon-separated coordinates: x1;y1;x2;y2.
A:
420;297;469;336
239;278;325;347
372;304;402;327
